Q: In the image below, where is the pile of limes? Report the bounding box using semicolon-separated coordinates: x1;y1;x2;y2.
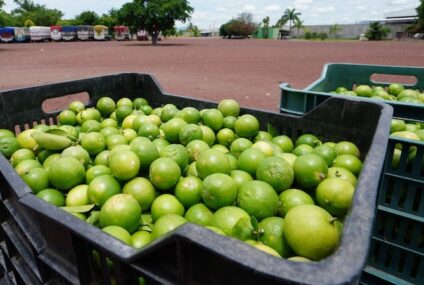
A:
0;96;365;261
331;83;424;104
389;118;424;170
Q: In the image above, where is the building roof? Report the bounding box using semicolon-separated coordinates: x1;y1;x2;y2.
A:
384;8;417;19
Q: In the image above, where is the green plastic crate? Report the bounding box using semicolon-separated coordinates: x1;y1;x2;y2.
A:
362;135;424;285
279;63;424;285
280;63;424;121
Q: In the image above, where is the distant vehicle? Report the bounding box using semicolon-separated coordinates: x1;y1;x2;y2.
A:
62;26;78;41
77;25;94;41
0;27;15;43
414;33;424;39
114;26;130;41
137;29;149;41
50;25;62;41
94;25;111;41
14;27;30;42
29;26;51;42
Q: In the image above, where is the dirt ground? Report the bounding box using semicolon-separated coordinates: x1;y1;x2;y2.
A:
1;38;424;111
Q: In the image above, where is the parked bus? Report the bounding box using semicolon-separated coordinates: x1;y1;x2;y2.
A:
14;27;30;42
50;25;62;41
62;26;77;41
114;26;130;41
0;27;15;43
77;25;94;41
136;29;149;41
94;25;111;41
29;26;51;42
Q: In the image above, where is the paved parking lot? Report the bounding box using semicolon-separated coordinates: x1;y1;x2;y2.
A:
1;38;423;111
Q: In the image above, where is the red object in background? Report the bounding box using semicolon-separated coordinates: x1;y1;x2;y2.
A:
50;25;62;32
114;26;129;33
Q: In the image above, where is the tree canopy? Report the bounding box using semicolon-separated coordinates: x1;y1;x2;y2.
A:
279;8;301;33
11;0;63;26
118;0;193;44
74;11;99;26
219;12;257;39
329;23;342;38
416;0;424;32
97;9;119;30
366;22;390;40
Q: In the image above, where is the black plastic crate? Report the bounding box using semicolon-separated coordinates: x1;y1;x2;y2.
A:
0;73;392;284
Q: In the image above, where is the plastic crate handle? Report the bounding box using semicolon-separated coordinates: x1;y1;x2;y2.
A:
0;73;145;130
322;63;424;89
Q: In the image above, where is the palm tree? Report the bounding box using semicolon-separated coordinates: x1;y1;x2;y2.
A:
293;19;304;37
279;8;301;34
262;16;270;38
329;23;342;39
262;16;270;28
275;17;288;29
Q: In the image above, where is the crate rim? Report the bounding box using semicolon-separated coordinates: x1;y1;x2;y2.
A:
306;62;424;90
1;73;394;285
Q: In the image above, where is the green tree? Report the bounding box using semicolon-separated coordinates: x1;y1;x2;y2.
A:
74;11;99;26
12;0;63;26
219;13;257;39
262;16;270;38
279;8;301;34
24;19;34;27
275;17;288;29
98;9;119;31
416;0;424;32
163;27;177;37
329;23;342;38
0;0;4;8
118;0;193;45
187;22;200;37
0;10;17;26
366;22;390;40
57;19;77;26
293;19;304;37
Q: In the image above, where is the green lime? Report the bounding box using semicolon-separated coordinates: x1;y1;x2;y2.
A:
36;188;65;206
258;217;291;257
99;194;142;233
237;180;279;220
256;156;294;193
201;173;238;210
175;176;203;208
293;154;328;190
0;136;21;158
184;203;213;226
279;189;314;217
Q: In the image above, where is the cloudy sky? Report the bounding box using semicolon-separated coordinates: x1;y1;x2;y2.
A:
2;0;420;30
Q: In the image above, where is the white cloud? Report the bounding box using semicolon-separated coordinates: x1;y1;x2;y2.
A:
294;4;309;9
192;12;208;21
243;4;256;12
216;7;228;12
293;0;313;9
356;5;367;10
294;0;313;4
316;6;335;12
390;0;408;4
224;2;241;8
264;5;281;12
